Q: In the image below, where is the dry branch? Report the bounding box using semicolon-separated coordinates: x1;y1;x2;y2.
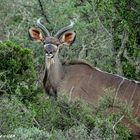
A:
37;0;50;23
116;30;128;75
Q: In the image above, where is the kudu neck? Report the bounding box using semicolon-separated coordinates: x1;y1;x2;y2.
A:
45;54;64;88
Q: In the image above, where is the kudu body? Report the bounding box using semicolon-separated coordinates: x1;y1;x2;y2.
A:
29;18;140;138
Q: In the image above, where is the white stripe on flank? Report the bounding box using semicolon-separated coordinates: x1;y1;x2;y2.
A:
94;67;140;84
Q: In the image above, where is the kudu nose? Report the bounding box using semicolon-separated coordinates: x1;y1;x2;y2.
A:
46;50;52;55
46;44;53;54
45;44;54;58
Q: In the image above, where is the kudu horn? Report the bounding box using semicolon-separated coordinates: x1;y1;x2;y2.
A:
55;20;75;39
36;18;50;36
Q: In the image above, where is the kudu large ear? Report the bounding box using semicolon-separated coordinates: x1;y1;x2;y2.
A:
28;27;44;42
59;31;76;45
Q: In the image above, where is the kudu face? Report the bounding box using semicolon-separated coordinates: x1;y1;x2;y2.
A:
29;18;76;69
43;38;59;59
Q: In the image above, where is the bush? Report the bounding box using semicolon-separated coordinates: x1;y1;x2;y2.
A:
30;95;94;131
14;127;50;140
0;95;34;135
13;124;131;140
0;93;131;139
0;41;37;102
29;95;131;140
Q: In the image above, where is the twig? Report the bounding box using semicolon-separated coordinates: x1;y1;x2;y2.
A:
22;107;40;128
37;0;50;23
91;3;112;38
78;44;87;59
112;115;124;140
116;30;128;75
124;49;139;67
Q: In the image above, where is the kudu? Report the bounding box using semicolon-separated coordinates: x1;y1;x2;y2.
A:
29;18;140;138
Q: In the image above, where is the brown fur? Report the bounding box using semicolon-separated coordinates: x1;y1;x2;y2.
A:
45;60;140;139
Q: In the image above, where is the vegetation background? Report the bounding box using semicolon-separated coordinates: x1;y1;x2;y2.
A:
0;0;139;139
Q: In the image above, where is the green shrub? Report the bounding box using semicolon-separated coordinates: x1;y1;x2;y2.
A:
0;93;132;139
29;95;131;140
0;96;34;135
96;89;139;126
0;41;37;102
30;95;95;131
14;127;50;140
13;127;73;140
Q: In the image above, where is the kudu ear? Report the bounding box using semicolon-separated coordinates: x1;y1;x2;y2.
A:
59;31;76;45
28;27;44;42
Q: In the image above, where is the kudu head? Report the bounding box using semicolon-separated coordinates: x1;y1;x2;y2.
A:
29;18;76;69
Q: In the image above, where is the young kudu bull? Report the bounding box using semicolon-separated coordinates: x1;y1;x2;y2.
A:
29;18;140;138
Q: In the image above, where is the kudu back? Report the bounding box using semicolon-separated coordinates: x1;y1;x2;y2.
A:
29;18;140;138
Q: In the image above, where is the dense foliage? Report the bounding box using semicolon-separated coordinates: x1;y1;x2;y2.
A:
0;41;37;102
0;94;131;140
